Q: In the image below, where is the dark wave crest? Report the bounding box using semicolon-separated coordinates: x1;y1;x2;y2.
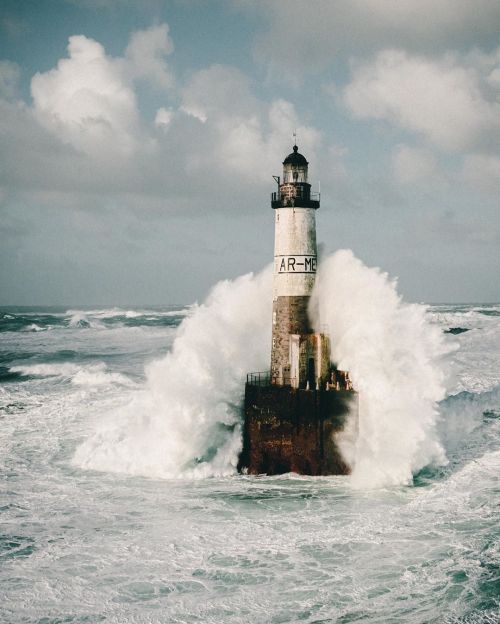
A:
0;306;189;333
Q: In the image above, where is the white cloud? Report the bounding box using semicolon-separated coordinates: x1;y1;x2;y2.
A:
180;64;259;123
342;49;500;152
218;98;320;181
29;23;174;158
31;34;140;156
179;66;321;183
244;0;500;80
154;106;174;128
124;23;174;90
1;9;499;305
1;27;324;213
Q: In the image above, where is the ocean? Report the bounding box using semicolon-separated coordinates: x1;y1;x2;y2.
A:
1;257;499;623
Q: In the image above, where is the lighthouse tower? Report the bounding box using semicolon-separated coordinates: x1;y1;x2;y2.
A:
238;144;355;476
270;144;329;389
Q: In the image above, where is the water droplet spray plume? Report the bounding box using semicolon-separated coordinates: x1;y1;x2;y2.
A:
310;250;453;487
74;251;454;487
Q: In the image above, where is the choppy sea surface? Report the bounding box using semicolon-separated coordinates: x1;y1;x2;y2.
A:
1;303;499;623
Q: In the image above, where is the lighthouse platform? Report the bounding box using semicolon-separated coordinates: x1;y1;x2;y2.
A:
238;375;356;476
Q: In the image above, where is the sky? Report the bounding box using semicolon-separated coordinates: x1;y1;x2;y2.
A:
1;0;499;305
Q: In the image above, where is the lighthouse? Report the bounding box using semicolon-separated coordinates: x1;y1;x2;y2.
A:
238;144;356;476
270;144;330;390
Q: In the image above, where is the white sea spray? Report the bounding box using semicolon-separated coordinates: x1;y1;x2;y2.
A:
74;250;457;486
310;249;455;487
73;267;273;478
3;297;498;623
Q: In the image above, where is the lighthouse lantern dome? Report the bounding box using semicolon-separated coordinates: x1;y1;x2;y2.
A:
283;145;308;183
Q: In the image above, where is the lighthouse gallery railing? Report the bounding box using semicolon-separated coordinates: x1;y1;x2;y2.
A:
246;371;298;387
271;191;320;209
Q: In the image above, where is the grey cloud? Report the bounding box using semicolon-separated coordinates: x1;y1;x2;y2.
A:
124;23;174;90
462;154;500;196
342;49;500;154
2;11;498;305
0;60;20;99
244;0;500;80
0;26;326;216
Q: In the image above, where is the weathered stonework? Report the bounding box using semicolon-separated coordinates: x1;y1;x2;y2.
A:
271;295;311;383
239;384;354;476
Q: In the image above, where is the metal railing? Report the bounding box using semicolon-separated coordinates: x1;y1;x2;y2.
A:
271;191;320;209
246;371;298;387
246;371;271;386
246;370;354;391
271;191;321;201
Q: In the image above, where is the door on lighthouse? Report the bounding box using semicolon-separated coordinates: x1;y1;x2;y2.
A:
307;358;316;389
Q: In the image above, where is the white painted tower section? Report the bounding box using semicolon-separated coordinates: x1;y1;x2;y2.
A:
273;207;317;299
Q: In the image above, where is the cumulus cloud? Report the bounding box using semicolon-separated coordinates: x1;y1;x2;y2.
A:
174;65;322;184
31;35;141;156
0;26;323;212
154;106;174;128
29;23;174;158
2;9;499;305
342;49;500;152
180;64;259;123
244;0;500;80
123;22;174;89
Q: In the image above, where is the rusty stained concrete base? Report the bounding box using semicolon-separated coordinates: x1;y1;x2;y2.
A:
238;384;355;476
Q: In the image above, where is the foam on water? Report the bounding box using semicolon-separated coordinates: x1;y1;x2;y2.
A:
68;307;191;320
1;284;498;623
68;311;106;329
310;250;455;487
74;250;463;487
23;323;47;332
73;268;273;478
11;361;135;387
438;386;500;459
